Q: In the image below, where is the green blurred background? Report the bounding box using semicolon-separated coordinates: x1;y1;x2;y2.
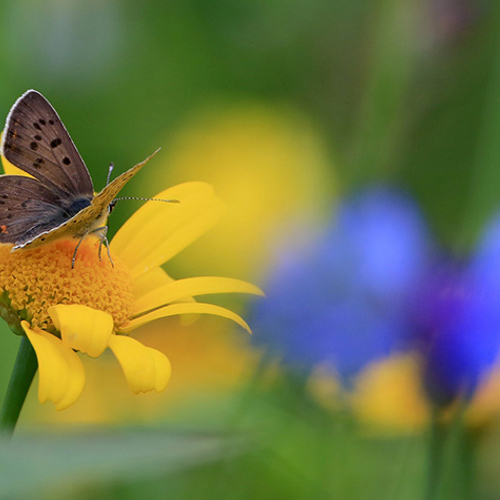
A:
1;0;500;498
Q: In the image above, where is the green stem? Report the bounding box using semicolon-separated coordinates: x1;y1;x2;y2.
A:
426;408;447;500
457;425;478;500
454;405;481;500
459;2;500;249
349;0;418;185
0;337;38;436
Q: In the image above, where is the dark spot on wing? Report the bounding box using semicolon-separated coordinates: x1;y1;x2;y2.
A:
62;157;71;165
21;201;28;208
33;158;45;169
5;214;12;219
1;195;8;199
39;119;46;126
34;135;42;141
50;138;62;148
41;237;46;241
33;122;41;130
30;141;38;151
49;119;55;125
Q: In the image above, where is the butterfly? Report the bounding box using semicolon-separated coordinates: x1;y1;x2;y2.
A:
0;89;159;265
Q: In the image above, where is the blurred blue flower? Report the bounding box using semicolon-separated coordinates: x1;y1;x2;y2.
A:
252;187;500;407
252;187;431;382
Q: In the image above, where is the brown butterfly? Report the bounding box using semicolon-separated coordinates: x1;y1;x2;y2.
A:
0;90;159;265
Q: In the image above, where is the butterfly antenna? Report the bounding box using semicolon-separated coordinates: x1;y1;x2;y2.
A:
112;196;180;204
106;162;114;186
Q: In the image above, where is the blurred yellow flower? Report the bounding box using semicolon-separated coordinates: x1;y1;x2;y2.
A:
350;354;429;433
350;354;500;432
0;159;263;411
151;103;336;282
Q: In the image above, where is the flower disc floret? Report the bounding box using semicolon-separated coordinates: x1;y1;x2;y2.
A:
0;238;134;333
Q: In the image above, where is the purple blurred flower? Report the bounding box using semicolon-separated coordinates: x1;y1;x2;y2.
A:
252;186;500;407
415;216;500;406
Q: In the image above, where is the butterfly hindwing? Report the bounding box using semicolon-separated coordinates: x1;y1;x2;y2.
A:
1;90;94;198
0;174;77;244
91;148;161;212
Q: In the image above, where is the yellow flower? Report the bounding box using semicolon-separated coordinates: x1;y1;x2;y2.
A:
0;158;263;411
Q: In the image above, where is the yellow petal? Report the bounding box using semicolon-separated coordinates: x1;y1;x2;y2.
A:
132;267;198;325
22;321;85;411
110;182;225;279
49;305;114;358
133;276;264;316
108;335;171;393
120;302;252;334
133;267;175;300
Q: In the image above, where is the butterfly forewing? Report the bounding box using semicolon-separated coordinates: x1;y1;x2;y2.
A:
1;90;94;198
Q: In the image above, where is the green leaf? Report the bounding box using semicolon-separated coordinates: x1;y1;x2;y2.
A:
0;429;246;498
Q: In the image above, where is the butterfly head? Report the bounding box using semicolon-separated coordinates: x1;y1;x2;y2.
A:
108;199;117;214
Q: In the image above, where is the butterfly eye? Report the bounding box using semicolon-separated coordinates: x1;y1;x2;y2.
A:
108;200;117;214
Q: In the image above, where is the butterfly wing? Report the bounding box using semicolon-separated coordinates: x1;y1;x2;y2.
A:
16;149;160;250
1;90;94;198
0;174;85;245
91;148;162;211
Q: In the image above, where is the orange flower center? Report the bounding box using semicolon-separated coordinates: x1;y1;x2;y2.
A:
0;238;134;332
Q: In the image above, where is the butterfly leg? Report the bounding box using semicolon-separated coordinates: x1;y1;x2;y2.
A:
99;236;114;268
72;235;86;269
91;226;114;268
